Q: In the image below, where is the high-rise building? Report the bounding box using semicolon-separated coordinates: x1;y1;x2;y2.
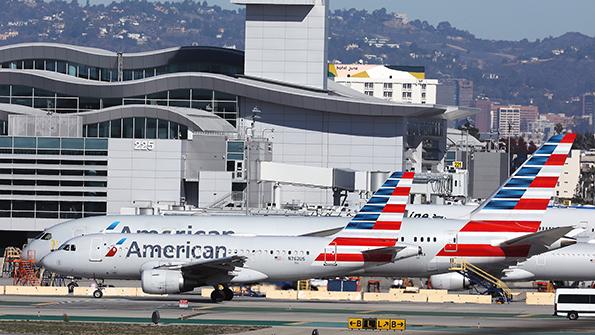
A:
329;64;438;104
518;105;539;132
473;97;492;132
583;92;595;131
496;107;521;137
456;79;474;107
436;79;473;107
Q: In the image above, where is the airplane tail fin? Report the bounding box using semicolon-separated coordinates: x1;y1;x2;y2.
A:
469;133;576;227
313;172;414;265
340;171;414;238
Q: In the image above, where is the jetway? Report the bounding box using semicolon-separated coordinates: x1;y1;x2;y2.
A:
258;162;470;208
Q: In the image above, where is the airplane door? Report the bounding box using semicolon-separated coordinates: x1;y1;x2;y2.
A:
444;233;458;253
89;238;103;262
324;243;337;266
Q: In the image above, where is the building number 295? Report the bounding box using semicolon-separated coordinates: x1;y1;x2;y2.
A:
133;140;155;151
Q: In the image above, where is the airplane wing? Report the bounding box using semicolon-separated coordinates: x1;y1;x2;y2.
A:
154;255;247;279
362;244;421;262
300;227;343;237
499;226;575;257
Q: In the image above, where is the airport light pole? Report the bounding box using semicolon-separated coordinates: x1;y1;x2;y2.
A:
245;106;262;215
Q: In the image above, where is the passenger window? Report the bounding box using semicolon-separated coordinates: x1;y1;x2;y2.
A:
306;251;310;255
288;251;292;255
433;237;437;242
71;245;76;251
421;237;424;242
270;250;273;255
414;237;417;242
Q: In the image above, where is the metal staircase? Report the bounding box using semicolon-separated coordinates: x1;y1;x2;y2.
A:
449;258;513;303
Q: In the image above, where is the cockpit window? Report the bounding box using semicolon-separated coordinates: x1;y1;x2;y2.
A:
33;232;45;240
58;243;76;252
41;233;52;240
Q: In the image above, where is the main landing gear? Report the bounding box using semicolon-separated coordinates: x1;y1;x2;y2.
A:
210;284;234;303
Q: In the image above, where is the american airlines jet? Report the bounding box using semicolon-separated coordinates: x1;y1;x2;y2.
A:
42;173;421;301
43;134;576;298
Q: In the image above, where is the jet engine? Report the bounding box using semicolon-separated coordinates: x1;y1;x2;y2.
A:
429;273;470;290
141;269;197;294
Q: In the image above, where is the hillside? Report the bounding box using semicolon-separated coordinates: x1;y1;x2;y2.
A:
0;0;593;115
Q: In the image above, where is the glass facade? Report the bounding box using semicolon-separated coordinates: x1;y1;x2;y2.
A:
0;59;243;82
0;137;108;219
0;85;238;127
83;118;188;140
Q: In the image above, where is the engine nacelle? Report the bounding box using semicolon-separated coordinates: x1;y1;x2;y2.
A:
141;269;196;294
429;273;470;290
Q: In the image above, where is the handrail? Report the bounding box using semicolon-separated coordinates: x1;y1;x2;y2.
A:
449;258;513;300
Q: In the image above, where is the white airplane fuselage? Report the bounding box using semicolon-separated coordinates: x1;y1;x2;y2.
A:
23;205;595;264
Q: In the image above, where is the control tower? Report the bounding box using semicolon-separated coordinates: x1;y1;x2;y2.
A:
231;0;329;90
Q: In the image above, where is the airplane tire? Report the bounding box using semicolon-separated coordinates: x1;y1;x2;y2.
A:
223;288;234;301
93;289;103;299
210;289;224;303
67;282;78;294
568;311;579;320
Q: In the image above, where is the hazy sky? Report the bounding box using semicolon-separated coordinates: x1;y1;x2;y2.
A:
89;0;594;41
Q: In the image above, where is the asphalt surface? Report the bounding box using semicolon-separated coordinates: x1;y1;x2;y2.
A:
0;295;593;334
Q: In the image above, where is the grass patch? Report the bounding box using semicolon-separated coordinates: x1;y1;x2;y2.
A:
0;321;264;335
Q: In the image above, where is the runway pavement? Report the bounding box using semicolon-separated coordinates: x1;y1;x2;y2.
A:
0;295;593;335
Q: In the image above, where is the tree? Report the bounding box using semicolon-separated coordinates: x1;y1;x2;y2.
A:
554;123;564;134
457;120;480;140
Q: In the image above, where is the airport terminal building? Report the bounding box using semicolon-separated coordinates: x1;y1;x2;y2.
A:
0;0;473;242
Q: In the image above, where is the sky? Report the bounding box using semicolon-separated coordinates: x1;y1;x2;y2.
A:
89;0;595;41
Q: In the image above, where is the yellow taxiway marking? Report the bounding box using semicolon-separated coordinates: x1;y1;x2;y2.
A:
517;314;536;318
289;321;308;326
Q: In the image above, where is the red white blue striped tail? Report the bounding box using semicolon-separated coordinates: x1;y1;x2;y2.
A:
470;133;576;224
313;171;414;264
436;133;576;259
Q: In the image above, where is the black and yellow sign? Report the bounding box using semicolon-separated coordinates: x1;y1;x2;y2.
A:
347;318;363;330
453;161;463;169
347;317;406;331
389;319;406;331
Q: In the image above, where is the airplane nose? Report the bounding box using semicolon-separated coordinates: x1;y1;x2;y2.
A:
40;253;58;271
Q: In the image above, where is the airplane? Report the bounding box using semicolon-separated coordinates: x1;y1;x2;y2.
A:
349;133;578;288
42;134;577;296
22;189;593;266
22;215;347;263
502;241;595;282
41;172;422;301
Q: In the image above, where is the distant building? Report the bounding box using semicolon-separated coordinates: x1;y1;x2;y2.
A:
473;97;492;133
518;105;539;132
329;64;438;104
496;107;521;137
555;149;580;201
583;92;595;130
436;80;457;106
436;79;473;107
457;79;474;107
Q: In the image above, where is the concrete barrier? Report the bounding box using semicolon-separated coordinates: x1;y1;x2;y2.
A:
201;288;214;297
0;286;4;295
4;286;68;296
526;292;555;305
363;292;397;302
72;287;94;297
266;290;298;300
103;287;138;297
298;290;362;301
